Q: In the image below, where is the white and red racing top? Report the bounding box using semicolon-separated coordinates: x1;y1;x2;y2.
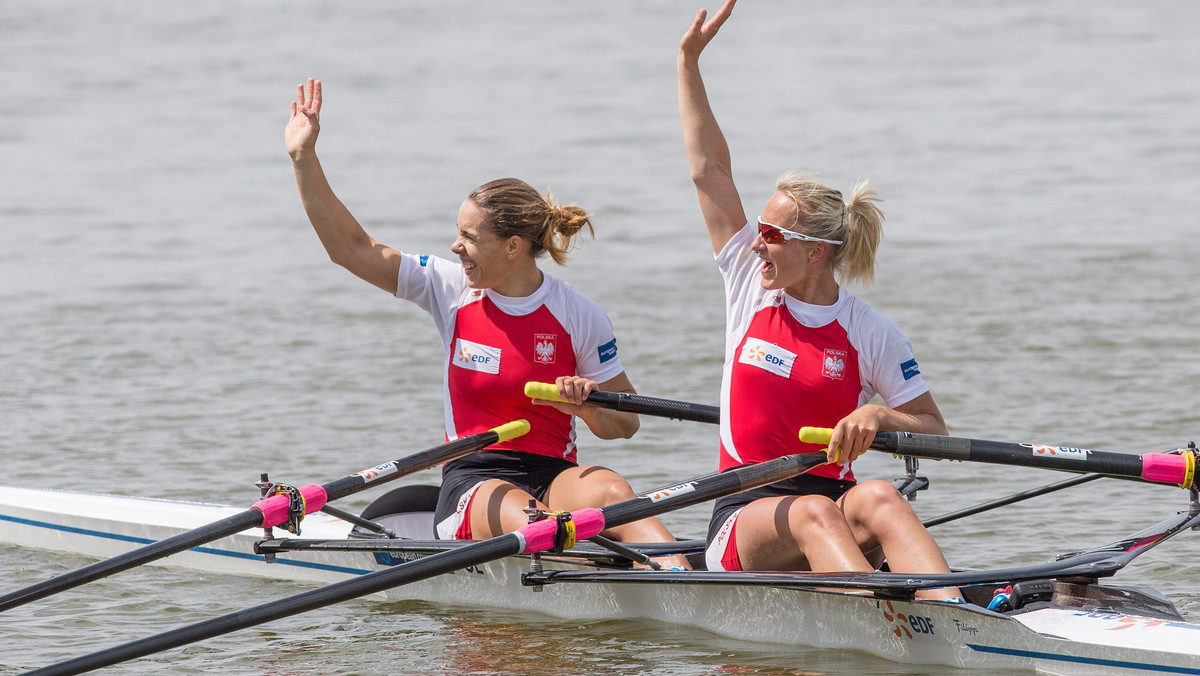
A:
717;223;929;481
396;253;625;463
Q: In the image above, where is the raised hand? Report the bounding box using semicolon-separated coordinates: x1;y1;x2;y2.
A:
679;0;736;62
285;78;322;160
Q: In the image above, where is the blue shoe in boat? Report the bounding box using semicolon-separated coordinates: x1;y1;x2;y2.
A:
988;586;1013;612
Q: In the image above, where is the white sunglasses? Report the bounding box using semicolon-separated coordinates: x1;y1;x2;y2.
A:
756;217;843;245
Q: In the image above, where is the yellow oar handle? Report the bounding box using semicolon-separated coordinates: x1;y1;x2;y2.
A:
799;426;834;445
524;381;567;403
492;419;532;443
799;426;845;463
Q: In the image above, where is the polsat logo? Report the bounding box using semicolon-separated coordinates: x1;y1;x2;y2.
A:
881;601;936;639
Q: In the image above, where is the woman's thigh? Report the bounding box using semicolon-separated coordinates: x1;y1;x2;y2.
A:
543;465;635;511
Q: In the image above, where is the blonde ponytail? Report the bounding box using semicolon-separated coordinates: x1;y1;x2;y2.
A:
838;180;883;286
775;171;884;285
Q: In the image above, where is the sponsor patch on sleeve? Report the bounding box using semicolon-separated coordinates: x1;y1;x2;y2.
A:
900;358;921;381
418;255;429;267
597;338;618;364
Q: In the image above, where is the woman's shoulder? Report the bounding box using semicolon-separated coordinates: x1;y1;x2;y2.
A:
395;252;469;306
839;292;909;341
545;273;608;312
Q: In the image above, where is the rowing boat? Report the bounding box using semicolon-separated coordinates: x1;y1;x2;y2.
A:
3;479;1199;675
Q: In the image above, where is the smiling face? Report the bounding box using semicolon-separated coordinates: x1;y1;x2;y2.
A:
752;192;812;288
751;191;840;303
450;198;516;290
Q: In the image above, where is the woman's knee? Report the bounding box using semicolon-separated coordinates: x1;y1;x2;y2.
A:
844;480;908;512
787;495;849;534
740;495;843;541
588;471;637;504
844;480;919;530
547;466;635;508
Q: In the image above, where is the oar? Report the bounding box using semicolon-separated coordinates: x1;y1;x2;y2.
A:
27;452;829;675
524;382;719;424
0;420;530;613
798;427;1197;490
923;472;1105;528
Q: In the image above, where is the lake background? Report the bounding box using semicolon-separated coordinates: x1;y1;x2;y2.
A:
2;1;1198;674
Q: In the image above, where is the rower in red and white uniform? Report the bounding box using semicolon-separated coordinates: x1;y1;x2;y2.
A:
679;0;962;600
285;78;688;568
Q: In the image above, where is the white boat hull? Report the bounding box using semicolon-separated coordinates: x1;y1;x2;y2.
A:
3;485;1199;675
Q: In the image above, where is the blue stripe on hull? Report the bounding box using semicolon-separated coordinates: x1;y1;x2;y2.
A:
0;513;372;576
968;643;1200;675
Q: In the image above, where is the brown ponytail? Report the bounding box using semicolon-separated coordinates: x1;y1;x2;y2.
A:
467;178;595;266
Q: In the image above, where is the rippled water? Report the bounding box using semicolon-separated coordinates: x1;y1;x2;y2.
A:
3;1;1199;674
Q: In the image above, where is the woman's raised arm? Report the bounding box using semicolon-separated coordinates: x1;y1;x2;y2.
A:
286;78;403;295
678;0;747;254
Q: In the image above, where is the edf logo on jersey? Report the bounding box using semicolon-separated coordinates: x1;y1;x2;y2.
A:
453;338;502;375
738;337;796;378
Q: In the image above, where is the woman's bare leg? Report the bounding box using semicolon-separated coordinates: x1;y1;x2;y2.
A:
545;465;691;569
466;479;542;540
732;495;874;572
837;480;961;601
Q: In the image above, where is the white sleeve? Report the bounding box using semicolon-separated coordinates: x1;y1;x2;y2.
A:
395;253;468;343
851;305;930;409
565;292;626;384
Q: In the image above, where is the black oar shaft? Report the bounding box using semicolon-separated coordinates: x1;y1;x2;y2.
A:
29;452;828;675
0;421;529;614
25;535;525;676
524;382;719;424
320;425;527;502
887;432;1137;475
923;472;1104;528
799;427;1195;489
598;391;719;424
0;512;262;613
601;453;825;525
877;432;1155;482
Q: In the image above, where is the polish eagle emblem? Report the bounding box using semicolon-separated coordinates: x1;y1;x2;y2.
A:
822;348;847;380
534;334;556;364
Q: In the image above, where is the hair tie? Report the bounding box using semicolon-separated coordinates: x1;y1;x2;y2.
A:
555;206;565;228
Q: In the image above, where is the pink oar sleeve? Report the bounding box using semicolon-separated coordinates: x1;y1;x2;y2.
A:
513;508;606;554
251;484;329;528
1140;453;1191;487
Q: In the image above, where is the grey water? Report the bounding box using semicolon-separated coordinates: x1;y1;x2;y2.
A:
2;1;1198;673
